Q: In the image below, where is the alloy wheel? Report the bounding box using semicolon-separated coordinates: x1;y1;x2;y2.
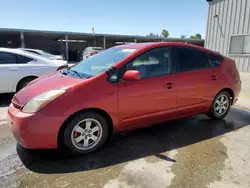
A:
71;118;103;150
214;94;229;116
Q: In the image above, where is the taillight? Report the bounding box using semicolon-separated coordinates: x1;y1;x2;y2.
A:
233;68;240;82
89;52;97;56
57;65;68;71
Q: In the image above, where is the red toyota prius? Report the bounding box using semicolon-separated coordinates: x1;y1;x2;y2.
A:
7;42;241;154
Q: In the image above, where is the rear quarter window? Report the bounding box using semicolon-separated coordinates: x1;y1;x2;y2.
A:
208;54;223;67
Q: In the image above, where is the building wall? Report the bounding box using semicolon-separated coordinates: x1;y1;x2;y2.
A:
205;0;250;72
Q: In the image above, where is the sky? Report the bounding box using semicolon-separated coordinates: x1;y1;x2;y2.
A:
0;0;208;38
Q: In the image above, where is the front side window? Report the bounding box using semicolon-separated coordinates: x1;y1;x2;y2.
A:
177;47;212;72
0;52;17;64
70;47;136;77
125;47;172;79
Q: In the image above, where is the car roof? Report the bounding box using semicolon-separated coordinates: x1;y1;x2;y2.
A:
0;47;51;62
116;42;218;55
19;48;43;52
85;47;103;50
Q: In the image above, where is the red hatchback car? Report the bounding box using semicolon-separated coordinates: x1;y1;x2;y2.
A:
8;42;241;154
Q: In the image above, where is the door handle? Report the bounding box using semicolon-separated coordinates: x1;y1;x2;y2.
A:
9;67;19;71
165;82;174;89
211;75;217;80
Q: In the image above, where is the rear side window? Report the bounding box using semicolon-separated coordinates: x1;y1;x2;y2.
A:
0;52;18;64
208;54;223;67
177;47;212;72
18;55;34;64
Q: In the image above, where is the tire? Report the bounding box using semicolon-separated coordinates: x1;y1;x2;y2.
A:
63;112;109;155
207;91;231;120
17;77;36;92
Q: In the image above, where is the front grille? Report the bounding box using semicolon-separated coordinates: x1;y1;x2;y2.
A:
12;102;21;109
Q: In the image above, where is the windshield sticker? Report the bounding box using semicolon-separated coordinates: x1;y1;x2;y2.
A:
121;49;136;53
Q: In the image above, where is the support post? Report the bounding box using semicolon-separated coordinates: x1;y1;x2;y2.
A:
20;32;25;48
103;36;106;49
65;34;69;61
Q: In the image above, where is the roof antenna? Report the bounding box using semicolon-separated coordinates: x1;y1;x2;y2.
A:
184;29;191;43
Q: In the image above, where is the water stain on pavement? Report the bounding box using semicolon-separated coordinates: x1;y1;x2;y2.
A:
14;164;125;188
168;132;228;188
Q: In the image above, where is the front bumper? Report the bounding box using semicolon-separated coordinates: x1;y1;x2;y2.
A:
7;103;63;149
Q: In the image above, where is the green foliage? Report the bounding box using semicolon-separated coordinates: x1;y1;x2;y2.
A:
146;33;161;37
162;29;169;38
190;33;202;39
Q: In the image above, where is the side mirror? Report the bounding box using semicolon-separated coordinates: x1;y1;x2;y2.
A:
123;70;140;81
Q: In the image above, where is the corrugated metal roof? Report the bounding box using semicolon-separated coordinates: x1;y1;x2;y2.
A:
0;28;204;43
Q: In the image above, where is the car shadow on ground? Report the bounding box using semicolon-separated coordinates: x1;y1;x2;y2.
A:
0;93;14;107
17;108;250;174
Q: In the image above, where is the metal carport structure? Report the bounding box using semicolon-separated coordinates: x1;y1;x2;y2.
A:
0;28;204;62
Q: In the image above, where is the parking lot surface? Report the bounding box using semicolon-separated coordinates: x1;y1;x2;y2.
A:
0;92;250;188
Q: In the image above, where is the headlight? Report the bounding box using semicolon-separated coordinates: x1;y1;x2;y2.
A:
22;90;65;113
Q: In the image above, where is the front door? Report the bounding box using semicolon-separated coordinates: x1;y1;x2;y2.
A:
117;47;177;130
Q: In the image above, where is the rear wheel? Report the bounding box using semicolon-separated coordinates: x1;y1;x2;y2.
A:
207;91;231;120
63;112;109;154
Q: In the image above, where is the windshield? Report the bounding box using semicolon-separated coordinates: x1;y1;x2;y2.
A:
70;47;136;77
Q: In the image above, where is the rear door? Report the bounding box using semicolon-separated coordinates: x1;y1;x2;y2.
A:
173;47;220;114
0;52;22;93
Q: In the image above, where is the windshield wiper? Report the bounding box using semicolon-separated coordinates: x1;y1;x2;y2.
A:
70;69;82;78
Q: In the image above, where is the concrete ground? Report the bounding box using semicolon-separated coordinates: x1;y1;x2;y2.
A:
0;73;250;188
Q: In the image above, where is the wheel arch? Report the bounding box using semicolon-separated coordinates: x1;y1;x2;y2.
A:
58;108;114;148
217;88;234;105
16;76;38;92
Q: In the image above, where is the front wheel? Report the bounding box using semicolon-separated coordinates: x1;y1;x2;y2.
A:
207;91;231;120
63;112;109;154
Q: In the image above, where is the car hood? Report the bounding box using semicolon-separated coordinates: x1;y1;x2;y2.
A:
12;72;84;107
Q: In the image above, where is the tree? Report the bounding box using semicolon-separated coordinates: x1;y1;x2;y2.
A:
190;33;202;39
162;29;169;38
180;35;186;39
146;33;161;37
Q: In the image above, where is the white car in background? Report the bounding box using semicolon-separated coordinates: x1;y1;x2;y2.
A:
82;47;103;60
0;48;68;94
19;48;64;60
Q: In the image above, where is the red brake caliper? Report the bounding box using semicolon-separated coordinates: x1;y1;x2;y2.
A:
74;131;80;137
